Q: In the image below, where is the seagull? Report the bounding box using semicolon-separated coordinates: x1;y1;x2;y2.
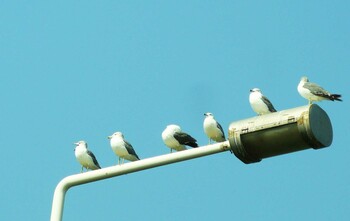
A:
108;132;140;165
203;112;226;144
249;88;277;115
162;124;198;152
74;140;101;172
298;76;342;104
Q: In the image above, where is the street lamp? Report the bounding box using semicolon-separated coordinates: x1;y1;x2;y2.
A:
229;104;332;164
51;104;333;221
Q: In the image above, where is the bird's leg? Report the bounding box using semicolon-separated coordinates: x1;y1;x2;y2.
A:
81;166;84;173
170;149;173;153
122;158;125;164
208;138;212;144
118;157;121;165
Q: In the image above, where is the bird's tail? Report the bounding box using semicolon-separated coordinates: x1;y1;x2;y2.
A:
187;142;199;148
330;94;342;101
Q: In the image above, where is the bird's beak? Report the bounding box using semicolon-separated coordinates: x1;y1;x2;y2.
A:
108;136;112;139
250;89;253;92
74;142;78;145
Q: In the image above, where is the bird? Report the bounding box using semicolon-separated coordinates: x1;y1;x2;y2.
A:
162;124;198;152
108;132;140;165
249;88;277;115
298;76;342;104
203;112;226;144
74;140;101;172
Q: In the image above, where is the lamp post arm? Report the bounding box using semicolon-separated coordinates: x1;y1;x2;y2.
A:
50;141;231;221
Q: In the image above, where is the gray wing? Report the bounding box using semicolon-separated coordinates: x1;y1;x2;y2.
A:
216;122;226;139
304;82;342;101
87;150;101;169
303;82;330;96
124;140;140;160
173;132;198;147
261;96;277;112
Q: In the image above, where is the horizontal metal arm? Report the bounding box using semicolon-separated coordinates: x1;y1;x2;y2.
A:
50;141;231;221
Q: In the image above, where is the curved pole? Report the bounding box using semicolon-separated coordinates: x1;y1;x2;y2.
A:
50;141;231;221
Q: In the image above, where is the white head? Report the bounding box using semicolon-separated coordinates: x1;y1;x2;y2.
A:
75;140;87;145
300;76;309;83
165;124;181;133
250;88;261;93
204;112;214;119
108;131;124;139
74;140;88;150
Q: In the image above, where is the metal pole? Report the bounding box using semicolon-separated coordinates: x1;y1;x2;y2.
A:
50;141;231;221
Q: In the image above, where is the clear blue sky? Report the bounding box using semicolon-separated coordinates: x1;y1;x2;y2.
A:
0;1;349;220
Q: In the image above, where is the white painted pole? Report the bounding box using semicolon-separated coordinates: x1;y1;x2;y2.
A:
50;141;231;221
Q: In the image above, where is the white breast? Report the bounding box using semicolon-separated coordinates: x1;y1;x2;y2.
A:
110;138;129;157
162;130;186;151
249;92;269;115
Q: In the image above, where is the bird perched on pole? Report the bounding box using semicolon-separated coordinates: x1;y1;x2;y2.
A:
203;112;226;144
297;76;342;104
108;132;140;165
249;88;277;115
162;124;198;152
74;140;101;172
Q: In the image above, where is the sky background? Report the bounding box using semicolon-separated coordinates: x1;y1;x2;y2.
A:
0;1;349;220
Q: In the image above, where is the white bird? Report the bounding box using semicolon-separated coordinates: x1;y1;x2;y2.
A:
249;88;277;115
298;76;342;104
203;112;225;144
108;132;140;165
162;124;198;152
74;140;101;172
